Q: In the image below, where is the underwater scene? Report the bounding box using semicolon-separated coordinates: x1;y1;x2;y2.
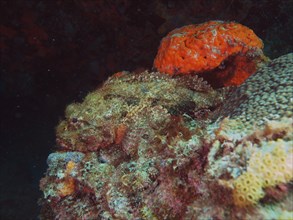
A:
0;1;292;219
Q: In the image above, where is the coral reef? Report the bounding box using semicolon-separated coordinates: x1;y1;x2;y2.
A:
40;54;292;219
39;20;292;219
207;117;293;207
153;20;268;87
2;1;292;219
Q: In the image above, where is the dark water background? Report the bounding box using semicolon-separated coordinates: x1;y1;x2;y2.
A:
0;0;292;219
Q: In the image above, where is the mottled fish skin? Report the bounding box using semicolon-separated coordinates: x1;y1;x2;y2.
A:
56;70;224;152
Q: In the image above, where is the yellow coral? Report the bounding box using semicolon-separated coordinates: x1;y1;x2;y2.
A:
233;139;293;207
233;172;265;207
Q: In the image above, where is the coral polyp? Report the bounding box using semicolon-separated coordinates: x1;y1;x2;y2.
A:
232;139;293;207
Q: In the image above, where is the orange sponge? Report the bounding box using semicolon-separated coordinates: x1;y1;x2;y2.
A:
153;21;267;87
